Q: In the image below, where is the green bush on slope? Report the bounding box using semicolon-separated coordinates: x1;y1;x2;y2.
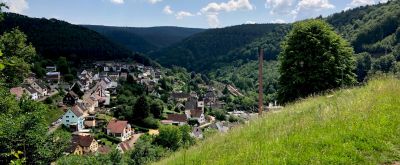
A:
155;77;400;165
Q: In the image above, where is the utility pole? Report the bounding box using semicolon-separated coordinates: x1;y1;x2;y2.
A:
258;47;263;116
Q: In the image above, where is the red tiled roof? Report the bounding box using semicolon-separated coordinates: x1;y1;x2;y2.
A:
107;120;128;134
167;114;187;123
71;105;84;117
190;109;203;118
10;87;24;98
97;145;111;154
118;141;132;152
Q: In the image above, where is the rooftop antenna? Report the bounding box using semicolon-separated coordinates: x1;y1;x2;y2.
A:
258;47;264;116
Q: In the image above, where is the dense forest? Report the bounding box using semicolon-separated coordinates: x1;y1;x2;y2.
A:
149;1;400;75
150;24;289;72
326;0;400;56
84;25;205;53
0;13;134;61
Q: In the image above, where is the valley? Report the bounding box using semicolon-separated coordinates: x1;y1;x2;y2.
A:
0;0;400;165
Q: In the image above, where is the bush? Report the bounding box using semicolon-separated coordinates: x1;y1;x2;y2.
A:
140;117;160;129
44;97;53;104
212;109;227;121
155;125;182;150
228;115;239;123
188;118;200;126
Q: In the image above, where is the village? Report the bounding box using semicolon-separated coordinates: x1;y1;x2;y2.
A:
8;60;280;157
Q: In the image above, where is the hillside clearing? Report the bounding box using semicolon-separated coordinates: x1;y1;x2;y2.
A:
155;77;400;165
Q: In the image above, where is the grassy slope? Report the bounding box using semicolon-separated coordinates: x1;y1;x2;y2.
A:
155;77;400;164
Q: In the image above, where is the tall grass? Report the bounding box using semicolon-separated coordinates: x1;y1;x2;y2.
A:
154;77;400;164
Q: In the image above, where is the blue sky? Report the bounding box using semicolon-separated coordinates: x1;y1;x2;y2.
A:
0;0;389;28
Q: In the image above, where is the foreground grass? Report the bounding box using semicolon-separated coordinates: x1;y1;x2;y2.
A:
155;77;400;164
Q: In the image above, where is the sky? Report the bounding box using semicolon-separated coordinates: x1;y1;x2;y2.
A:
0;0;390;28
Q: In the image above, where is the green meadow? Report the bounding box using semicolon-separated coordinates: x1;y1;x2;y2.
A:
155;76;400;165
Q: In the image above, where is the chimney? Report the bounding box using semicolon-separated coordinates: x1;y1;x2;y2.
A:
258;47;263;115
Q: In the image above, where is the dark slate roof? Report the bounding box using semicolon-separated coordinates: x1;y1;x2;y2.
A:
23;84;39;94
35;80;49;89
67;91;79;98
205;91;215;98
71;135;95;147
185;99;197;110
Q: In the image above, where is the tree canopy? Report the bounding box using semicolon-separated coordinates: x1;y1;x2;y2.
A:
278;19;356;103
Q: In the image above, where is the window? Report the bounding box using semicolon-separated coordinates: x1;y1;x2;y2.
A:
66;116;69;118
72;116;74;118
66;120;69;122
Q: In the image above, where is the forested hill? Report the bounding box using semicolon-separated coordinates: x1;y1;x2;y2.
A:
150;0;399;73
0;13;133;60
326;0;400;57
150;24;290;72
83;25;205;53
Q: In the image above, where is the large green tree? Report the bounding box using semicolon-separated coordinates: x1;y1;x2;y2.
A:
278;19;356;103
155;125;182;151
0;28;36;87
0;88;70;164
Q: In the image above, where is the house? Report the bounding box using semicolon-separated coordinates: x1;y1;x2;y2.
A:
185;98;198;111
188;108;206;124
166;114;188;125
82;97;98;114
92;86;110;106
116;133;142;153
120;73;128;81
116;141;133;154
204;91;217;104
108;72;120;82
170;92;191;102
46;72;60;84
77;79;90;91
62;106;86;131
68;135;98;155
100;77;117;89
10;87;24;99
106;120;133;142
45;66;57;72
31;80;49;97
63;91;79;106
22;85;39;100
190;127;203;139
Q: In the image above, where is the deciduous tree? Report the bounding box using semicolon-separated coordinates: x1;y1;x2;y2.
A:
278;19;356;103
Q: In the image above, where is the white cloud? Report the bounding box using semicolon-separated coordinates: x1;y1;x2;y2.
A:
110;0;124;4
290;0;334;20
245;20;256;24
175;11;194;20
295;0;334;12
345;0;388;9
349;0;375;6
0;0;29;14
265;0;295;14
206;14;220;28
148;0;162;4
271;19;286;23
265;0;334;21
163;5;174;14
201;0;254;14
200;0;254;28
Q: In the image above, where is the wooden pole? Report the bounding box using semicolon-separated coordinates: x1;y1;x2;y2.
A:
258;47;263;115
